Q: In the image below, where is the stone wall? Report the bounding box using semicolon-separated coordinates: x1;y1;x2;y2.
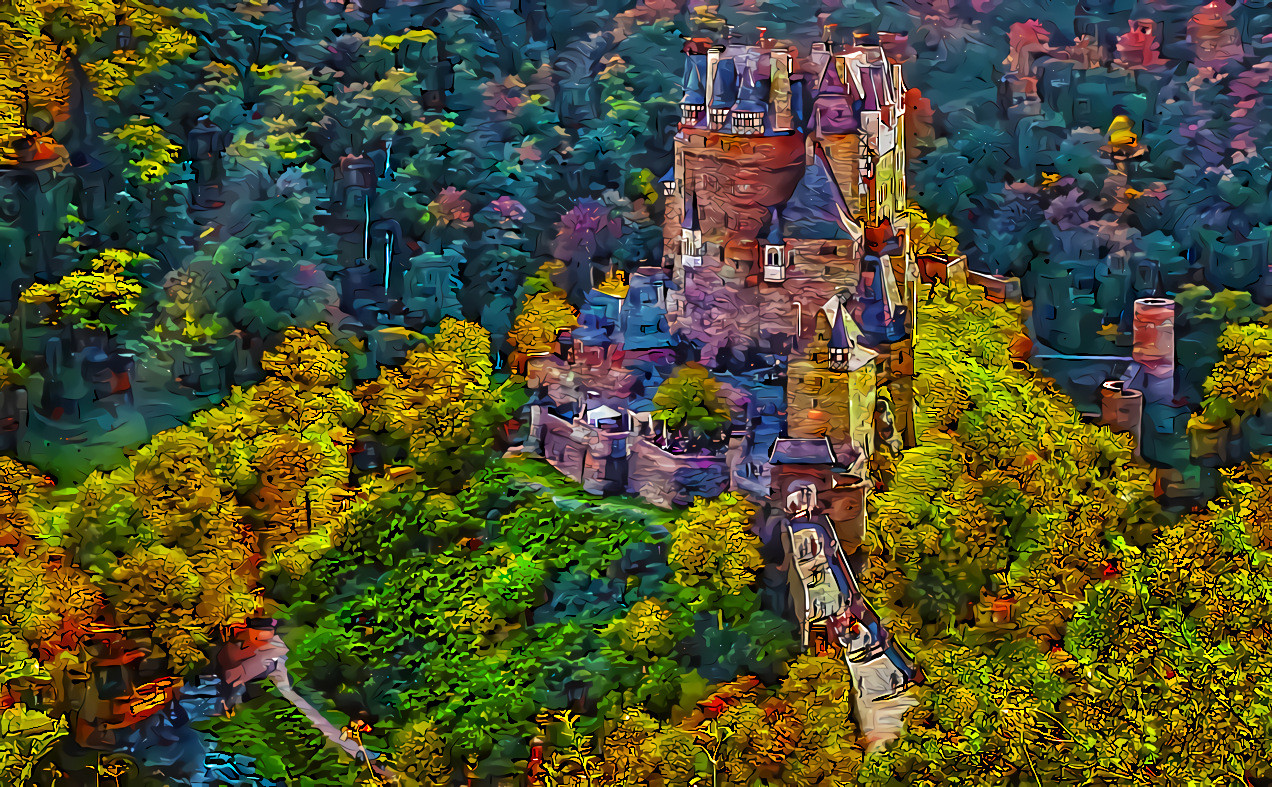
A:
627;435;730;508
540;412;587;483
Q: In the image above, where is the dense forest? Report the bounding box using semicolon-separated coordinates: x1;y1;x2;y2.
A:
1;0;1272;785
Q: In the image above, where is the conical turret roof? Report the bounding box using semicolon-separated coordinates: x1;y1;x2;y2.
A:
681;192;700;231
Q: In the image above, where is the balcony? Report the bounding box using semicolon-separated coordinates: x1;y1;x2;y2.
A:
763;263;786;283
681;255;703;269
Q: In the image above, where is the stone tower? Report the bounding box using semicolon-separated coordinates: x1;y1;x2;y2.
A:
664;28;915;450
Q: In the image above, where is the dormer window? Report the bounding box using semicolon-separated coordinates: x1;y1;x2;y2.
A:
763;244;785;283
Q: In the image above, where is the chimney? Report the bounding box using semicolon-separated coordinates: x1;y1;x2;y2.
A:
1099;380;1143;455
705;46;724;119
1132;297;1175;403
770;48;793;131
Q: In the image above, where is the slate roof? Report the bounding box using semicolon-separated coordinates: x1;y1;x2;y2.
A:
781;144;860;241
682;53;707;105
770;436;838;465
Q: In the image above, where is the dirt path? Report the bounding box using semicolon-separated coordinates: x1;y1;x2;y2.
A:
223;634;400;783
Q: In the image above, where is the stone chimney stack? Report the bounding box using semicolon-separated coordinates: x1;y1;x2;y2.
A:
1099;380;1143;455
770;48;793;131
705;45;723;120
1133;297;1175;404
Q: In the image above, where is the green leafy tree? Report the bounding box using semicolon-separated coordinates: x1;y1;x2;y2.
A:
650;364;734;453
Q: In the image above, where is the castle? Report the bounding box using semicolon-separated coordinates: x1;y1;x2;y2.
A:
529;26;926;502
524;26;946;739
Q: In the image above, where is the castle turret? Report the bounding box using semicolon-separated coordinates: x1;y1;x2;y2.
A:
1100;380;1143;455
1133;297;1175;403
761;207;787;283
730;55;770;135
658;167;675;198
827;305;854;372
709;50;737;130
680;191;702;264
787;297;877;472
680;50;707;126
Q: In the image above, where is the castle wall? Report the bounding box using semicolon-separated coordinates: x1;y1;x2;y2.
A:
627;435;730;508
541;413;586;482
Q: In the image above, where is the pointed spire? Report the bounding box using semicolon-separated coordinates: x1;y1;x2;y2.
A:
711;57;738;109
877;255;902;314
823;295;863;348
764;206;783;245
681;191;700;231
682;52;707;105
731;54;771;116
659;167;675;197
829;304;852;350
782;142;860;241
812;143;860;239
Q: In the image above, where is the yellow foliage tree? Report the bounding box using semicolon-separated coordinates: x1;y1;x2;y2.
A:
262;326;349;389
0;1;196;154
63;328;363;667
1202;323;1272;416
19;248;146;330
508;289;577;356
905;202;959;257
0;704;67;786
667;493;762;625
355;320;501;473
603;597;677;662
102;118;181;182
